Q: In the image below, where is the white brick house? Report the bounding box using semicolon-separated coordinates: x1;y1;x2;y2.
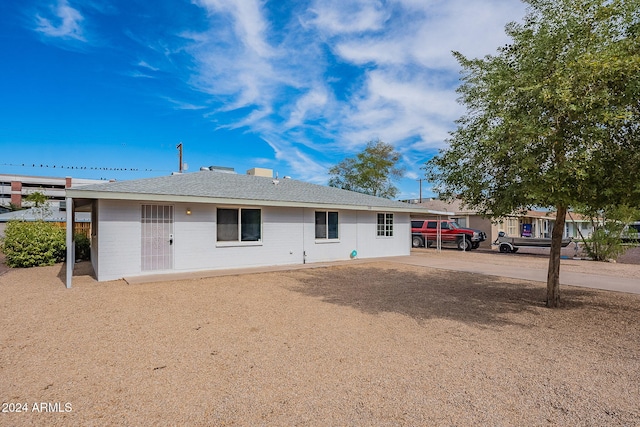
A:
64;169;441;286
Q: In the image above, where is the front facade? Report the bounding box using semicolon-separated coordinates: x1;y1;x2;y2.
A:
67;170;437;284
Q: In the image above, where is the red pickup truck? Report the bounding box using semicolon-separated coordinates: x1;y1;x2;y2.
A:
411;219;486;250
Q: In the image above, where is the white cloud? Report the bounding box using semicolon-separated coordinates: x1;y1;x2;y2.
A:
35;0;85;41
162;97;207;110
264;137;328;183
193;0;273;57
137;61;159;72
284;88;330;129
306;0;389;34
179;0;525;189
405;0;527;69
404;171;419;180
128;71;155;79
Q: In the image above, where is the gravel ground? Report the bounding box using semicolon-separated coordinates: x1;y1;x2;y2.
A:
1;255;639;426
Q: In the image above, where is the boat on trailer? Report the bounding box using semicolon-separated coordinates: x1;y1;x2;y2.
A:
494;232;572;253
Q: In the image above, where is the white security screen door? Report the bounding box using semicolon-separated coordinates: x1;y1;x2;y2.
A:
141;205;174;271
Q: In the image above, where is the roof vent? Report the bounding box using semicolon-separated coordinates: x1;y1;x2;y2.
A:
247;168;273;178
208;166;236;174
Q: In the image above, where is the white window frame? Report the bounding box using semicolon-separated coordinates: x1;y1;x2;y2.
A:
377;212;394;237
315;210;339;242
216;207;262;247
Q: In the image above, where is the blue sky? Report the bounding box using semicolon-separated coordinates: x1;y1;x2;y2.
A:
0;0;526;199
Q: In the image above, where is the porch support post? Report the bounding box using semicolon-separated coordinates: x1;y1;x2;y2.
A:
65;197;73;289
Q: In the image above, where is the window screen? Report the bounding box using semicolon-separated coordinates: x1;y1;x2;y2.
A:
315;211;338;239
217;208;239;241
241;209;261;241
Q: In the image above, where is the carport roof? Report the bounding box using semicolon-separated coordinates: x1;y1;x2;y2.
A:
66;170;449;214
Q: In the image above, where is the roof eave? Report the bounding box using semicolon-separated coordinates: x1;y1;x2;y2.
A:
66;189;444;214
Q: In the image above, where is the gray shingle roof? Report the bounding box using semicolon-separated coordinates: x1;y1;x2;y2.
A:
68;171;431;212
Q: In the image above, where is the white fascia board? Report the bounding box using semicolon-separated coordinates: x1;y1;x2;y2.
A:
66;189;446;214
426;210;456;216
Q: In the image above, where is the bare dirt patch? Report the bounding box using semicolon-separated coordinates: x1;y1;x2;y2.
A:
1;261;639;426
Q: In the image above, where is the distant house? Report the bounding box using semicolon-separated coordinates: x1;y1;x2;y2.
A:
64;169;442;286
412;199;599;246
494;210;598;240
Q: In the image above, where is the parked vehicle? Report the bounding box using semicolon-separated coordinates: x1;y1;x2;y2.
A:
494;231;572;253
411;219;486;250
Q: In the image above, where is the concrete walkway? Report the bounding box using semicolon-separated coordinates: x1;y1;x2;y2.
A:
125;253;640;295
382;255;640;295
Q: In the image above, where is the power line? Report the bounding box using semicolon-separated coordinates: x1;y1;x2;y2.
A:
1;163;171;172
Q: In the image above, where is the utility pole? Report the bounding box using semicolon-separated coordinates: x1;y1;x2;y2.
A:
416;178;424;203
176;142;183;173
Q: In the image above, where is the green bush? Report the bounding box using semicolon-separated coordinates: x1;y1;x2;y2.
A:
582;222;632;262
0;220;66;268
74;233;91;261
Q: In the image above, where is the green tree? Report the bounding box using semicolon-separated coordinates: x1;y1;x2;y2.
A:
426;0;640;307
329;140;405;199
24;191;47;207
24;191;51;220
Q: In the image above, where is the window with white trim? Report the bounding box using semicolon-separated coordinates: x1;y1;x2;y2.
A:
217;208;261;242
377;213;394;236
315;211;339;239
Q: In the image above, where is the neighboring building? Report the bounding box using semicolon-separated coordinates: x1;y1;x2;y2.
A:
493;211;598;240
65;169;442;285
0;174;104;209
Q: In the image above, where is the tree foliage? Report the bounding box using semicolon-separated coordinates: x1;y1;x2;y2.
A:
329;140;405;199
24;191;51;220
24;191;47;207
425;0;640;307
0;220;66;268
574;205;639;261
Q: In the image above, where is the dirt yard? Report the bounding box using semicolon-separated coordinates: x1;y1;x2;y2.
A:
1;254;639;426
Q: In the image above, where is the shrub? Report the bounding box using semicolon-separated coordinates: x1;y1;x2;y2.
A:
582;222;632;262
74;233;91;261
0;220;66;268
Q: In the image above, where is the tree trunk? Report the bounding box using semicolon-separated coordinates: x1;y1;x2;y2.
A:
546;205;567;308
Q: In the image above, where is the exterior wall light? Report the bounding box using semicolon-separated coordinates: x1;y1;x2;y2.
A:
186;208;192;215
